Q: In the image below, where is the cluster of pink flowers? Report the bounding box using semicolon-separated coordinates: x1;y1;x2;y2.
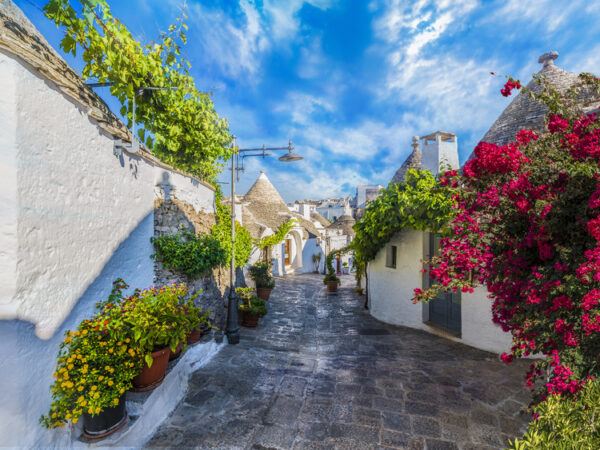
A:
501;79;522;97
414;104;600;406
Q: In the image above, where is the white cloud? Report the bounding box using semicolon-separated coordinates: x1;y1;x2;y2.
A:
181;0;336;78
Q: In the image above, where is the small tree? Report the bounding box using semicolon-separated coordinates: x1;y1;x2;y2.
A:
312;253;322;272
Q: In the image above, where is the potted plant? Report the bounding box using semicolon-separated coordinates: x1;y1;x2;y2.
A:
249;261;275;301
312;253;322;273
98;281;195;391
323;272;341;292
236;287;267;327
342;261;350;274
186;310;213;345
40;300;143;438
323;253;340;292
354;286;364;295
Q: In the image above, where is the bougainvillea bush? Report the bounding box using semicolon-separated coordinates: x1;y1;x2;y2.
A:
414;75;600;410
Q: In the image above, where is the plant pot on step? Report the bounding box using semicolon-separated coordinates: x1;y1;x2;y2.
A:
327;281;338;292
131;347;170;392
169;341;184;361
82;393;127;439
256;287;272;301
241;310;260;327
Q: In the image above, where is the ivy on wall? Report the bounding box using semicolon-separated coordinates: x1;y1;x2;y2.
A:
210;190;253;268
44;0;232;182
151;228;226;279
352;169;457;264
256;219;297;250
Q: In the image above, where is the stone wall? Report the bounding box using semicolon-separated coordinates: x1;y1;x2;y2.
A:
152;195;231;330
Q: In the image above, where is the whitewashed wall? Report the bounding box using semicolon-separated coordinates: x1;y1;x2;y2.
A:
367;230;511;354
301;238;325;273
0;50;215;448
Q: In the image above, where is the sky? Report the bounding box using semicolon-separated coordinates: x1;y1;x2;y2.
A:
15;0;600;202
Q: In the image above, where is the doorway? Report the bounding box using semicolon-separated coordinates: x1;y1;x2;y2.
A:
426;233;461;333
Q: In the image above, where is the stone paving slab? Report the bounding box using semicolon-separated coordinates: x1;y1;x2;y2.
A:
145;274;531;449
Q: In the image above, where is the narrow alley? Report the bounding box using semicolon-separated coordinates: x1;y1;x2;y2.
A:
147;274;531;449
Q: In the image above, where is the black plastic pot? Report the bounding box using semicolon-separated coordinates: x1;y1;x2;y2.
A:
82;394;127;439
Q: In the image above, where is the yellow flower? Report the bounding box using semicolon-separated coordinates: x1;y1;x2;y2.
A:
72;418;78;424
91;385;97;391
65;413;71;420
82;330;88;335
93;392;100;399
119;388;125;394
113;398;119;405
125;338;130;343
75;331;80;336
77;396;84;403
104;366;110;371
77;385;84;391
51;413;57;419
67;364;74;370
77;354;82;359
108;380;114;386
98;376;104;381
66;381;74;389
108;348;114;354
64;337;71;344
81;401;87;407
95;407;101;414
69;331;75;337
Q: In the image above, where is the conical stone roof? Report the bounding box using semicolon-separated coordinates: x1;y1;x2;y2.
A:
481;51;600;147
391;136;422;185
241;171;321;239
328;214;356;237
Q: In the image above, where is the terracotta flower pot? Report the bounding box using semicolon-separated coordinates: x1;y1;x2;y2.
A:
241;310;260;327
326;281;338;292
131;347;170;392
82;393;127;439
168;341;184;361
256;287;272;301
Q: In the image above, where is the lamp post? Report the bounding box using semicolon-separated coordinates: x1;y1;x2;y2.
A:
225;136;303;345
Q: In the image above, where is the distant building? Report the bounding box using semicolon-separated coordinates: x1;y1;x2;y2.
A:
240;172;325;276
315;197;352;221
354;185;384;218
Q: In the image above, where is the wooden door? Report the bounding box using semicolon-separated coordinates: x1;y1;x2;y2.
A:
284;239;291;266
427;233;461;333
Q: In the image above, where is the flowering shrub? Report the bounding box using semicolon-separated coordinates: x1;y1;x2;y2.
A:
40;285;143;428
98;281;201;367
414;74;600;407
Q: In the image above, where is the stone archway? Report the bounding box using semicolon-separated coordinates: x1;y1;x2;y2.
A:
286;229;303;271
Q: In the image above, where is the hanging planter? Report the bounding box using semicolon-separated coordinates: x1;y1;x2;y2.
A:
82;393;127;439
131;347;170;392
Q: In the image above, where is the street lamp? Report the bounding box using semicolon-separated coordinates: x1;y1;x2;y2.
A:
225;136;303;345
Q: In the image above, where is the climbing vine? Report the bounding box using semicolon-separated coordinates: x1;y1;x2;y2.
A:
210;190;253;268
44;0;232;182
352;169;457;264
256;219;297;250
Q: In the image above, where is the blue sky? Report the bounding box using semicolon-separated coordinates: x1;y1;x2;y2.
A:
15;0;600;202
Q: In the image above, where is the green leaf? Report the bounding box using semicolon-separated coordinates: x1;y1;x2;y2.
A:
145;354;154;368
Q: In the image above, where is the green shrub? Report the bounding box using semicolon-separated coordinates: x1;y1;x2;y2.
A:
249;261;275;289
323;272;340;284
236;287;267;317
151;228;227;279
509;379;600;449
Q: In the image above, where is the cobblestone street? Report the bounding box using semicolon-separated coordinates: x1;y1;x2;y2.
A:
146;274;531;450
